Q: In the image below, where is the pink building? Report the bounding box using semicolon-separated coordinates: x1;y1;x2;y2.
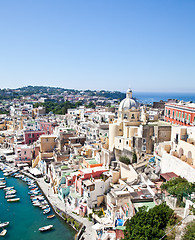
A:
15;145;33;166
39;122;56;134
66;167;108;196
24;130;45;145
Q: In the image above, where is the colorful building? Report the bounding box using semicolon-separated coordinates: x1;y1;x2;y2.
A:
24;130;45;145
165;102;195;126
15;145;33;166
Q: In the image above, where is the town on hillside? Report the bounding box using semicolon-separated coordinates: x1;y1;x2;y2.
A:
0;87;195;240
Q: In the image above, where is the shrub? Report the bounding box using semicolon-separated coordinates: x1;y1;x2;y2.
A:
119;156;130;165
182;220;195;240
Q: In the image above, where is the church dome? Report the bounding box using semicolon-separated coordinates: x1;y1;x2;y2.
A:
119;89;139;111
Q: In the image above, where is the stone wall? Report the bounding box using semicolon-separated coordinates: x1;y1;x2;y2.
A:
160;151;195;182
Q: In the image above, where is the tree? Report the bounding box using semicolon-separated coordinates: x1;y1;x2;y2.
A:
160;177;195;205
123;203;174;240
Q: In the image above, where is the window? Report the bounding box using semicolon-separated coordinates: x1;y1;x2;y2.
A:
126;141;128;145
172;110;175;118
188;114;191;122
142;146;146;151
185;113;187;120
168;110;170;116
124;114;127;119
176;111;178;119
179;112;181;121
119;139;121;143
24;151;26;155
131;114;135;119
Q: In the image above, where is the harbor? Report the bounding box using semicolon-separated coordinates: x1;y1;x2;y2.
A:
0;168;75;240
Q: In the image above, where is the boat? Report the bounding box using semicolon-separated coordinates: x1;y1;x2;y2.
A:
4;186;14;191
47;214;55;219
0;185;6;189
0;229;7;236
6;190;16;195
7;198;20;202
39;225;53;232
43;208;51;214
5;194;16;199
0;222;9;228
0;178;5;180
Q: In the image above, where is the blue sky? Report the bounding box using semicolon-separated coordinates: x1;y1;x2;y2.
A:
0;0;194;92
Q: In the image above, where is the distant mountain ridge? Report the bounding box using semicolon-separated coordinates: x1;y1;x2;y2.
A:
0;85;126;100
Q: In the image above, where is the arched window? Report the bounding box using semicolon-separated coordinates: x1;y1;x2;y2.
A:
179;148;184;158
131;114;135;119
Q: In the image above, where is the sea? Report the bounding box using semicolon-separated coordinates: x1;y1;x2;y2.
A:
133;92;195;104
0;170;75;240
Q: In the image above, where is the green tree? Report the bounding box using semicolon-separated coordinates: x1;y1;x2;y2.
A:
124;203;174;240
160;177;195;204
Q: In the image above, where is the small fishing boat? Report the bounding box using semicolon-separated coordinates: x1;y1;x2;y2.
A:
0;178;5;180
0;185;6;189
39;225;53;232
0;222;9;228
0;229;7;236
43;208;51;214
47;214;55;219
5;194;16;199
7;198;20;202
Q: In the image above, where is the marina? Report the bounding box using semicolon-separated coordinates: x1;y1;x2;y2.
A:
0;168;75;240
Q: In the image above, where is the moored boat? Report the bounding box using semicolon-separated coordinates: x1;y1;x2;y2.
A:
4;186;14;191
0;222;9;228
5;194;16;199
0;185;6;189
0;229;7;236
47;214;55;219
6;190;16;195
39;225;53;232
7;198;20;202
43;208;51;214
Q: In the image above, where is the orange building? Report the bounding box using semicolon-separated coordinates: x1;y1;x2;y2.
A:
165;102;195;126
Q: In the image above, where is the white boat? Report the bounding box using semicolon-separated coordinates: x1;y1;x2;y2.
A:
43;208;51;214
0;185;6;189
6;190;16;195
0;222;9;228
4;186;14;191
0;229;7;236
7;198;20;202
0;178;5;180
5;194;16;199
39;225;53;232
